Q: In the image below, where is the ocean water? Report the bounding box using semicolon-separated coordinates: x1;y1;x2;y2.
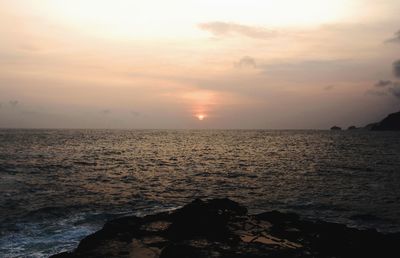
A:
0;129;400;257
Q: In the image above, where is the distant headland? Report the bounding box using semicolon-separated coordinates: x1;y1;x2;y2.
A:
371;111;400;131
331;111;400;131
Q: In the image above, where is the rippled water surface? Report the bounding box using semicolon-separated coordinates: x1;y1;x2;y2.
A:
1;129;400;257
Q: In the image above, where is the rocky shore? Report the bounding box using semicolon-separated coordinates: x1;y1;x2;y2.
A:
51;198;400;258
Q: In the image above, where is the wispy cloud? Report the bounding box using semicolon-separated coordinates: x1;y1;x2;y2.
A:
369;80;400;99
388;85;400;98
367;60;400;100
385;30;400;43
199;22;277;40
9;100;19;107
394;60;400;78
257;59;375;83
324;85;335;91
234;56;257;69
366;89;388;97
375;80;393;87
261;59;352;71
101;109;111;115
130;111;140;116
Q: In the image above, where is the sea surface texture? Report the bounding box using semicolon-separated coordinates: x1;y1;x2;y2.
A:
0;129;399;257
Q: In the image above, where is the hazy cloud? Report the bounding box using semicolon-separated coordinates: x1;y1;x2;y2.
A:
324;85;335;91
375;80;393;87
388;84;400;98
261;59;351;71
366;89;388;96
369;80;400;99
130;111;140;116
101;109;111;115
199;22;276;39
394;60;400;78
385;30;400;43
19;44;43;52
9;100;19;107
258;59;373;83
235;56;257;69
368;60;400;99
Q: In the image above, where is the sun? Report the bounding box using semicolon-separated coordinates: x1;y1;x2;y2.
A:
197;114;206;121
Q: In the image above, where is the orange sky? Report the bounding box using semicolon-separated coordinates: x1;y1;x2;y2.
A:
0;0;399;129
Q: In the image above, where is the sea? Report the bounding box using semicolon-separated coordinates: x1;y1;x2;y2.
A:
0;129;399;257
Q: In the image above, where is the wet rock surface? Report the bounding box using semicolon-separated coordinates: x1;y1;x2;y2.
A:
51;198;400;258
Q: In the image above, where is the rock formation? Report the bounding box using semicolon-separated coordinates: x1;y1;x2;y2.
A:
330;126;342;130
51;198;400;258
371;111;400;130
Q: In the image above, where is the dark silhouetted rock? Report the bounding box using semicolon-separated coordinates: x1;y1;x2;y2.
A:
371;111;400;130
330;126;342;130
347;126;357;130
350;214;383;222
364;122;378;130
50;198;400;258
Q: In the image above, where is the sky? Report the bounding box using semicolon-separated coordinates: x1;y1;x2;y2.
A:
0;0;399;129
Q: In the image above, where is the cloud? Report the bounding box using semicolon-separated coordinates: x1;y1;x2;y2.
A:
385;30;400;43
366;89;388;97
369;80;400;99
324;85;335;91
393;60;400;78
101;109;111;114
374;80;393;87
368;60;400;99
130;111;140;116
388;84;400;98
235;56;257;69
9;100;18;107
199;22;276;40
257;59;375;83
261;59;352;71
